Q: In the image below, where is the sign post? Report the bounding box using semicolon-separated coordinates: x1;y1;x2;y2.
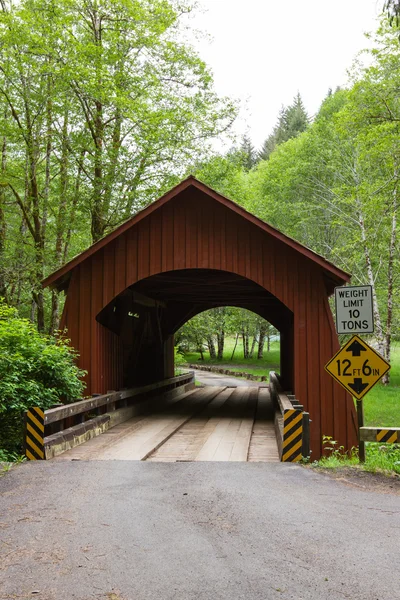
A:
356;400;365;463
325;334;390;462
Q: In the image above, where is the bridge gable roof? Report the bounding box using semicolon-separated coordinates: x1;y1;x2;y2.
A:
42;176;350;291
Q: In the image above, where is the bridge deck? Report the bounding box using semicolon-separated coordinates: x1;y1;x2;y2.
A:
54;386;279;462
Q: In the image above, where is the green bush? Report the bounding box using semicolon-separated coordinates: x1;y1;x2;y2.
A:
0;301;86;456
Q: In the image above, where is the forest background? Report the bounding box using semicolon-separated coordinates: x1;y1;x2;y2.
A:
0;1;399;404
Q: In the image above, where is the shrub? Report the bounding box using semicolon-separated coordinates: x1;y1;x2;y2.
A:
0;301;86;455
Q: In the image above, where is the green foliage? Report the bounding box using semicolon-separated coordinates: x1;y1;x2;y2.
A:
315;436;400;475
177;307;277;363
239;135;258;171
0;300;86;454
182;336;281;375
0;0;237;330
258;92;309;161
174;345;186;375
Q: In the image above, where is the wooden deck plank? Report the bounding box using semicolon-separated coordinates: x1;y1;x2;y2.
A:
147;388;235;462
248;388;280;462
55;385;281;464
54;387;221;461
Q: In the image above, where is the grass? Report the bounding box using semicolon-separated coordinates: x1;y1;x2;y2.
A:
362;343;400;427
311;436;400;476
0;452;25;476
183;337;280;377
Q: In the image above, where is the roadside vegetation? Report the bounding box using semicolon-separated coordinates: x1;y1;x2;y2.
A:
177;308;279;375
182;338;280;380
0;301;86;461
311;436;400;477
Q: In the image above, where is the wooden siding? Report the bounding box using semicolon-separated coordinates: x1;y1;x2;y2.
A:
59;186;357;458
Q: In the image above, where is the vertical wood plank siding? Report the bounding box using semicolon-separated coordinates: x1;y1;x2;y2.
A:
59;188;357;457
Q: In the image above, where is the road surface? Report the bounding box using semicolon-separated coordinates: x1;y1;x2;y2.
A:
1;461;399;600
192;368;264;387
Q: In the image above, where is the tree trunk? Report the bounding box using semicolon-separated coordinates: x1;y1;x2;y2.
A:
49;108;69;335
63;150;85;263
217;329;224;360
198;346;204;360
382;171;398;384
242;329;249;359
257;323;266;359
248;335;257;359
230;333;239;361
0;125;7;300
207;336;217;360
356;199;385;357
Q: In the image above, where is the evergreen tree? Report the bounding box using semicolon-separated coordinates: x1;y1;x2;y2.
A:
240;134;258;171
283;93;309;140
258;93;309;161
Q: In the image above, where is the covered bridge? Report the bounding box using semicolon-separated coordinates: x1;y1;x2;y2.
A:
43;176;358;457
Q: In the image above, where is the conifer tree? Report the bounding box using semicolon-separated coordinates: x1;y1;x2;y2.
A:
240;134;258;171
258;93;309;161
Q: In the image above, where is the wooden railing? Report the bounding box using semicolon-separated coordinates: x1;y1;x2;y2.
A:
359;427;400;444
269;371;310;462
25;372;195;460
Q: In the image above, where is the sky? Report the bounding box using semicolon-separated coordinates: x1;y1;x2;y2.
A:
182;0;383;150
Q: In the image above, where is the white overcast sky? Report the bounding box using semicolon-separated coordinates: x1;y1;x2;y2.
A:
183;0;383;149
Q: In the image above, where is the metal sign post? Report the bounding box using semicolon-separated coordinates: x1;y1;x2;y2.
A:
356;400;365;463
325;335;390;463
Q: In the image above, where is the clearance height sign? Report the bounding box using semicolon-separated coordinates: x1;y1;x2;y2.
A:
335;285;374;334
325;335;390;400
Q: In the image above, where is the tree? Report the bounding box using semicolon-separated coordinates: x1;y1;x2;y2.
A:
384;0;400;23
177;308;275;362
251;70;400;382
239;134;258;171
258;93;309;161
0;0;236;331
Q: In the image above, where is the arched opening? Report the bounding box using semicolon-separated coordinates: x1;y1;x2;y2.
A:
96;268;294;389
175;306;280;381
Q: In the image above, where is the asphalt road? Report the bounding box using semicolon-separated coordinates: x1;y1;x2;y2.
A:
1;461;399;600
192;369;264;387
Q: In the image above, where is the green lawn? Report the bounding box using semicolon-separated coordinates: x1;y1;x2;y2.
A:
183;337;280;377
363;343;400;427
183;337;400;427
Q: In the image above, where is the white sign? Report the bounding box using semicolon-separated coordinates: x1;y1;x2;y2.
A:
334;285;374;334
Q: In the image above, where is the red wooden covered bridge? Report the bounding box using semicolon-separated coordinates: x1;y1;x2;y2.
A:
43;176;357;458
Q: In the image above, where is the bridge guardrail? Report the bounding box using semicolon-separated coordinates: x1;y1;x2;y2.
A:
25;372;195;460
269;371;310;462
359;427;400;444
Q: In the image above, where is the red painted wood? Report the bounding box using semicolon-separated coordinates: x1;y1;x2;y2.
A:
46;181;358;458
114;234;126;297
91;251;104;393
138;217;150;281
173;199;186;271
126;228;138;284
149;212;162;275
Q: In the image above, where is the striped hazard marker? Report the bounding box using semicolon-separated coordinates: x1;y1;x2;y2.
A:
376;429;398;444
282;409;303;462
25;407;45;460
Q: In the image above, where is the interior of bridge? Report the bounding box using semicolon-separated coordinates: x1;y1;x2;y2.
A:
96;268;294;389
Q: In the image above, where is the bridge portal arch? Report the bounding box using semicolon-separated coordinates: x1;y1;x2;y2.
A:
95;268;293;389
43;176;357;457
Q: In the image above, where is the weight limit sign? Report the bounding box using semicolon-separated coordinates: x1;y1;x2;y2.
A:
334;285;374;334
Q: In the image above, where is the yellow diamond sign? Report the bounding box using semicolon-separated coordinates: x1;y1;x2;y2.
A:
325;335;390;400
